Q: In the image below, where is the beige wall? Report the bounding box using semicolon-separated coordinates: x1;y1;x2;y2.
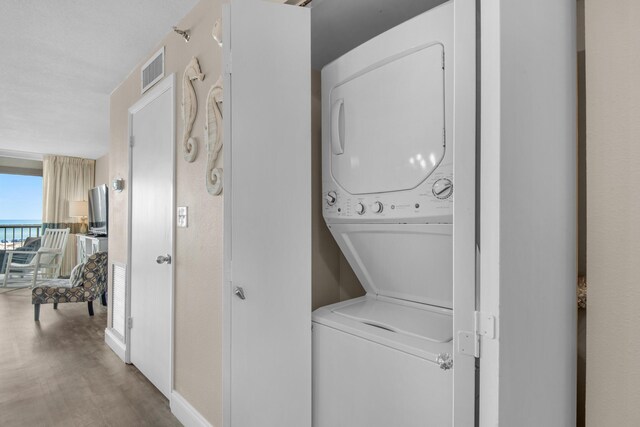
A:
109;0;223;424
585;1;640;426
311;72;341;309
310;71;364;310
94;154;109;188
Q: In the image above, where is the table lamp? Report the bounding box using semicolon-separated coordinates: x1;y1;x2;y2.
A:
69;200;88;234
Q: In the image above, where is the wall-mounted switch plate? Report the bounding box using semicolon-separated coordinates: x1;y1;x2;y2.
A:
177;206;188;228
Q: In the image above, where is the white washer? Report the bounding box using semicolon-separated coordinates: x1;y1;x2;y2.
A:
313;225;454;427
314;3;455;427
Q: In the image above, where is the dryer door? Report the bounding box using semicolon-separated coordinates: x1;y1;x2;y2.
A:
329;43;445;195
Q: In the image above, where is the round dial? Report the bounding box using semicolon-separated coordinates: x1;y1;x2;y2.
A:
432;178;453;199
355;202;365;215
325;191;337;206
373;201;383;213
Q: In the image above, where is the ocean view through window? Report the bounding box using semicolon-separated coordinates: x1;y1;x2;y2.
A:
0;174;43;250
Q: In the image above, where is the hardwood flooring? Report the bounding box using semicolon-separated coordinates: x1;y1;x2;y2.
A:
0;288;181;427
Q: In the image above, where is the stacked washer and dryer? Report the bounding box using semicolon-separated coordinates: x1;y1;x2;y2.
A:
313;3;457;427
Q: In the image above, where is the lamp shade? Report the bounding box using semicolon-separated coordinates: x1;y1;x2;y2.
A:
69;200;88;218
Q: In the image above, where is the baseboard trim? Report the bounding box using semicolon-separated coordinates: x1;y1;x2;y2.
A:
104;328;127;362
171;391;213;427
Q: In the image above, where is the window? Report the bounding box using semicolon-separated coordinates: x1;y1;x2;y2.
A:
0;173;43;249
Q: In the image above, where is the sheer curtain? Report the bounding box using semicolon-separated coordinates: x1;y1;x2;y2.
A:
42;155;95;275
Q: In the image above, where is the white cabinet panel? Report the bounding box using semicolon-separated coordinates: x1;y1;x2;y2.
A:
224;1;311;426
76;235;108;264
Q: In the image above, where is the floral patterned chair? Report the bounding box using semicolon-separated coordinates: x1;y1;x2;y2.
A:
32;251;108;321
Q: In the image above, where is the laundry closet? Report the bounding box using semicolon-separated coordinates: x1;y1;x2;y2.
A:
222;1;576;426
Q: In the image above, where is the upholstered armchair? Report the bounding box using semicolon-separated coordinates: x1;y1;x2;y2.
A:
32;251;108;321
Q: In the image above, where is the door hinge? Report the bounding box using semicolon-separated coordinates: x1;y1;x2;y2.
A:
224;51;232;75
129;136;135;147
127;317;133;329
457;311;496;358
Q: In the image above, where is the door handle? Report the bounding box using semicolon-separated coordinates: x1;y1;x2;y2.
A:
234;286;246;300
156;254;172;264
331;98;345;155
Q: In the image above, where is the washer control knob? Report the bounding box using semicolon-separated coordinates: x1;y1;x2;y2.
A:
355;203;365;215
325;191;337;206
373;201;383;213
432;178;453;199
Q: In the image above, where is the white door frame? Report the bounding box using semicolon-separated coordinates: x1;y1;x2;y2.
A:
478;1;577;425
126;74;176;395
222;6;232;426
452;1;477;426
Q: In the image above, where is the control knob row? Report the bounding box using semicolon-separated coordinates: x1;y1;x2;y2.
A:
356;201;383;215
326;192;385;215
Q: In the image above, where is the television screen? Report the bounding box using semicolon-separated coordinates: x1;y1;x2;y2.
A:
88;184;108;236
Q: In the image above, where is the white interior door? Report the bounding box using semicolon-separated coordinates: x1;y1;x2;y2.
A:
223;1;311;426
128;75;174;399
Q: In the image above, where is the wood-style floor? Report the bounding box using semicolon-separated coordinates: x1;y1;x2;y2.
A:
0;288;181;427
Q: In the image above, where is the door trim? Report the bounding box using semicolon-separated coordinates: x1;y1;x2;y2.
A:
127;74;176;394
222;6;232;426
452;1;478;426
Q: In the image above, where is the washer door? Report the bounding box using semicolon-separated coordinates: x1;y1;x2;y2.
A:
329;43;446;195
332;298;452;343
328;223;453;309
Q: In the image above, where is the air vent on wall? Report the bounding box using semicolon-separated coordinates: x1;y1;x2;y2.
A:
141;47;165;94
111;263;127;340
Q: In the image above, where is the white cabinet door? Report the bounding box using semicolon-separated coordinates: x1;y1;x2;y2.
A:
224;1;311;426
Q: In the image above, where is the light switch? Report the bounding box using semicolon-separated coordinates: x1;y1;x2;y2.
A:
177;206;188;228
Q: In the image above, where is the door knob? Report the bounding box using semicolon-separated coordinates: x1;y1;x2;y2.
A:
156;254;172;264
234;286;246;300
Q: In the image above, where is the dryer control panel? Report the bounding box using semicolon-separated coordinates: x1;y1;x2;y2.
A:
323;163;453;224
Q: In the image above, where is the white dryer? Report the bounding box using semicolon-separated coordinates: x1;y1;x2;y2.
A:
314;2;455;427
321;6;453;225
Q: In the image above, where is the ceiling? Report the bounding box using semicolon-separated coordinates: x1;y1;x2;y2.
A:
0;0;199;160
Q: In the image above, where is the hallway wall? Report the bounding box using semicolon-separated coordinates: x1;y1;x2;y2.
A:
585;1;640;425
109;0;223;423
94;154;109;187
